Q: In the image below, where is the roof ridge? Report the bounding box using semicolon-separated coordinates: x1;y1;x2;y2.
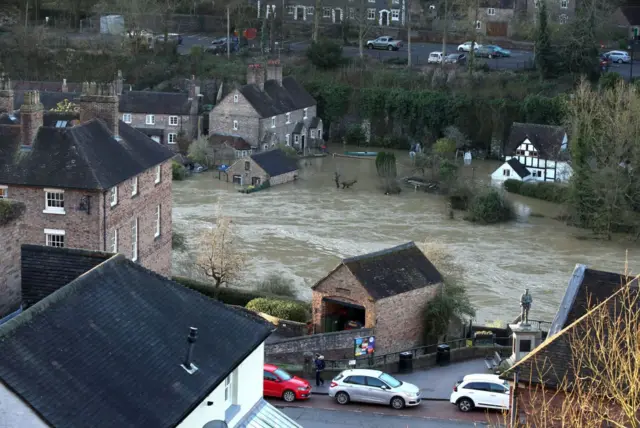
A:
512;122;564;130
342;241;417;264
0;253;122;338
67;120;104;188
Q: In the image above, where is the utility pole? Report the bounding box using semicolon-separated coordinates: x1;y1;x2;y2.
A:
441;0;447;56
226;6;230;59
407;0;412;67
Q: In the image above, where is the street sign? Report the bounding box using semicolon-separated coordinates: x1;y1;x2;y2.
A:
244;28;257;40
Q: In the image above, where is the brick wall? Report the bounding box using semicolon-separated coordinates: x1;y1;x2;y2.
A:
265;328;375;365
103;160;173;277
209;90;261;147
375;284;441;354
123;112;196;149
312;265;376;332
79;94;119;136
0;201;25;318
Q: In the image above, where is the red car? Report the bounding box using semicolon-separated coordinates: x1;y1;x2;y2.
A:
263;364;312;402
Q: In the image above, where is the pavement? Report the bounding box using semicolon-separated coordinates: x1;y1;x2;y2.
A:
307;358;488;400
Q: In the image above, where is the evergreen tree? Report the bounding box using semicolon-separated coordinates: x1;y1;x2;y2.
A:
535;0;554;78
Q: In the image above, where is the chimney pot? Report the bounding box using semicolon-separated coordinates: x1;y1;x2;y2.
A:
79;80;120;136
183;327;199;372
246;64;266;91
0;73;14;113
19;90;43;147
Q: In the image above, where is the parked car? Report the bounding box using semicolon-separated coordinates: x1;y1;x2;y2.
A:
329;369;421;409
484;45;511;57
428;51;444;64
605;50;631;64
450;374;510;412
263;364;312;402
476;46;510;58
444;53;467;64
155;33;183;45
458;41;482;52
366;36;403;51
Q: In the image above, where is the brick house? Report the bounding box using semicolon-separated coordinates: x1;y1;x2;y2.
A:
5;73;201;151
226;148;299;187
208;60;323;153
208;134;253;165
311;242;443;354
501;264;639;426
0;76;175;279
473;0;515;37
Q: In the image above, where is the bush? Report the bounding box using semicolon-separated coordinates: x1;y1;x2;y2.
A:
599;72;623;91
433;138;456;156
246;297;310;322
465;187;515;224
503;179;523;193
422;281;476;341
448;184;473;210
306;39;344;70
172;161;187;180
344;125;367;146
255;274;297;297
505;180;569;203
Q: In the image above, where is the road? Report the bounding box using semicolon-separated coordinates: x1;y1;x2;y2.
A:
266;395;505;426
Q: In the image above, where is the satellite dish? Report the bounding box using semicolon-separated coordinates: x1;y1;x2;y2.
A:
203;421;228;428
244;28;257;40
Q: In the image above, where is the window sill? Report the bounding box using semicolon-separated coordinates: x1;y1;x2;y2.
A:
131;193;139;199
110;203;118;209
168;142;177;145
225;404;241;422
154;233;161;240
43;209;65;215
155;181;161;185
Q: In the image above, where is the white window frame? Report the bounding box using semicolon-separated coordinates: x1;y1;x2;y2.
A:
233;94;239;103
367;8;376;20
561;0;568;8
287;5;294;14
145;114;155;125
45;229;65;248
306;6;314;14
559;13;568;23
323;7;332;17
224;375;233;404
155;204;161;238
122;113;132;124
487;7;495;15
303;108;308;119
349;7;355;18
131;176;138;196
0;185;7;199
311;129;316;138
233;120;239;130
155;165;161;184
271;116;276;128
112;229;118;253
169;116;179;126
368;0;375;3
475;20;481;29
503;169;510;177
392;0;400;3
168;133;177;144
285;134;290;146
44;189;65;215
131;218;138;262
110;186;118;207
391;9;400;20
294;134;300;144
286;112;291;124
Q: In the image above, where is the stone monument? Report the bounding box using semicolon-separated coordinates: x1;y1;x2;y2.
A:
508;289;541;364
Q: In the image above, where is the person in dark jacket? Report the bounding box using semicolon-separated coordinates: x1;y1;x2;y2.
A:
314;353;325;386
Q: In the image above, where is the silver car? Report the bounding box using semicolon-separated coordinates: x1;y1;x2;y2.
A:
605;50;631;64
328;369;421;409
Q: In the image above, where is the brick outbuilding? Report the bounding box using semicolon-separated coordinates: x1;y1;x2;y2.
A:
311;242;443;354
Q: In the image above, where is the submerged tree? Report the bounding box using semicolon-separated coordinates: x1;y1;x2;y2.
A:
375;152;400;194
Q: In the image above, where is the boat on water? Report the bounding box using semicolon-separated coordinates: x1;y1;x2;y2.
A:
343;151;378;157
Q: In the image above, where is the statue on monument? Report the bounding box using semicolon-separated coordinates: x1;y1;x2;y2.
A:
520;289;533;325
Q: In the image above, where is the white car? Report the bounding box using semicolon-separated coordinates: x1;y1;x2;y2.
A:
605;50;631;64
329;369;421;409
450;374;510;412
428;51;444;64
457;41;482;52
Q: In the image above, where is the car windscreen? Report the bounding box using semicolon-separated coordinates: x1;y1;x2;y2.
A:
379;373;402;388
273;368;292;381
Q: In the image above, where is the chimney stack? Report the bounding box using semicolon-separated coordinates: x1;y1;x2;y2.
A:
115;70;123;95
266;59;283;86
182;327;199;373
0;73;14;113
246;64;265;91
188;75;199;100
79;79;120;137
62;78;68;93
19;91;44;148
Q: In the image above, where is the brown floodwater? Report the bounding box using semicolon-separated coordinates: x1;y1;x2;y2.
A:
172;146;639;324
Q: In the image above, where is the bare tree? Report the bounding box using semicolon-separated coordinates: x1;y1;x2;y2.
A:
195;211;246;296
313;0;321;41
352;0;375;58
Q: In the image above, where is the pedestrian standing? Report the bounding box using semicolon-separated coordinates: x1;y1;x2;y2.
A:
314;353;325;387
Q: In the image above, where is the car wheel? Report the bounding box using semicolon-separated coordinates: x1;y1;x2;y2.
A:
458;47;464;52
387;45;393;51
390;396;405;410
457;397;474;412
283;390;296;402
618;59;623;64
367;44;373;49
488;54;493;59
335;391;350;405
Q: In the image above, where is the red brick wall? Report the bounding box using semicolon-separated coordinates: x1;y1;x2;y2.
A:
311;265;376;332
0;201;25;317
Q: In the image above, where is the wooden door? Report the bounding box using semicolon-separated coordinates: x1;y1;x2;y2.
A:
486;22;508;37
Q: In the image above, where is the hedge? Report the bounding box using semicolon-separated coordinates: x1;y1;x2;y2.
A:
172;276;308;307
246;298;310;323
503;179;569;204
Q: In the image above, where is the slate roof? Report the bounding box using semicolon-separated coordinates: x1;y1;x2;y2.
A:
11;80;83;93
316;242;443;300
238;76;316;118
506;158;531;179
0;253;274;428
505;122;567;159
13;91;80;111
0;117;174;190
20;244;113;309
309;116;321;128
250;149;299;177
119;90;192;115
503;265;638;389
292;121;304;134
620;5;640;25
235;399;302;428
209;134;252;150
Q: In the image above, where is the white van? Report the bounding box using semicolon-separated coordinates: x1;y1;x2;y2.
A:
428;52;443;64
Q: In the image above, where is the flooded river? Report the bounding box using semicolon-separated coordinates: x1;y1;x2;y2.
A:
172;148;639;324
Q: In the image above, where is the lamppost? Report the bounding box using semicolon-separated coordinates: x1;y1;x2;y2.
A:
628;40;636;81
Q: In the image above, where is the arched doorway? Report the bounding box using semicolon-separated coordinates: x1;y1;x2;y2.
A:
379;10;389;26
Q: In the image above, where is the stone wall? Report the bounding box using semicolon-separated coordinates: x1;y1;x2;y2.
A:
124;113;196;149
265;328;375;365
269;170;299;186
209;89;261;147
0;200;25;318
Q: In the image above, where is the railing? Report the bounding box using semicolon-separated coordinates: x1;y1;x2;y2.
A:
323;337;512;371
